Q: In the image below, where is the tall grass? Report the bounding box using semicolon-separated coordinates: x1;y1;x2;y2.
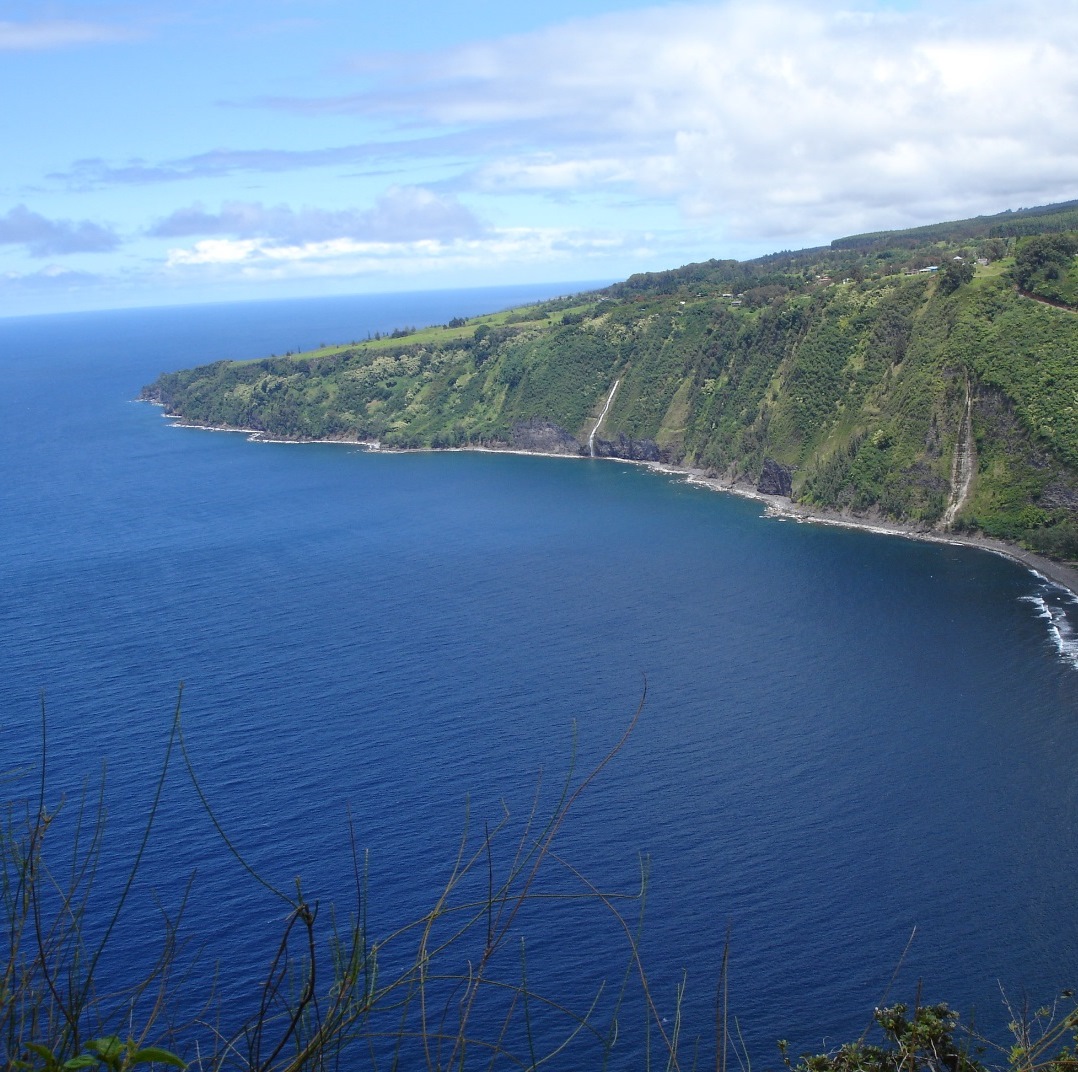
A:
2;686;678;1071
4;688;1076;1071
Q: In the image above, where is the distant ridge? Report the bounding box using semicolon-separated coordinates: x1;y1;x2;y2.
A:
831;198;1078;250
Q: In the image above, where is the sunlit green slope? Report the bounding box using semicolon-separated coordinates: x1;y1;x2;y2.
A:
143;204;1078;557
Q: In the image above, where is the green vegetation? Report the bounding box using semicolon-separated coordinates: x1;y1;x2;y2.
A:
143;202;1078;559
786;1000;1078;1072
1012;233;1078;308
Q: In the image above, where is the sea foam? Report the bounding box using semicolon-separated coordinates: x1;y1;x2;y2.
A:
1020;587;1078;668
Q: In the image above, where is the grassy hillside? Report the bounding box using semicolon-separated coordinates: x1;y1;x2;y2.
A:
143;204;1078;558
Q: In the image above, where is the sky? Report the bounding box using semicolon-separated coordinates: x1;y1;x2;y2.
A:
2;0;1077;316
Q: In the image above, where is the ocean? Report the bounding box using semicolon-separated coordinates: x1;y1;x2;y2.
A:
2;284;1077;1069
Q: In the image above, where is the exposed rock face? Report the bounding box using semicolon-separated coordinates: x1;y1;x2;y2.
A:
510;419;583;455
757;457;793;496
592;434;668;462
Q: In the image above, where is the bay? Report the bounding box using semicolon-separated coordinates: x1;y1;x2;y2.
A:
1;284;1077;1069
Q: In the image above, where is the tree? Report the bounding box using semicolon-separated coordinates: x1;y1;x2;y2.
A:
939;258;975;294
1013;233;1078;289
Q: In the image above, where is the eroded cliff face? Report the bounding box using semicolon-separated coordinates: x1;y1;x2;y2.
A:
509;419;583;455
592;433;670;464
756;458;793;497
506;420;671;464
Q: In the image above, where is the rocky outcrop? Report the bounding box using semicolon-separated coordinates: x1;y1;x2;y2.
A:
510;419;583;455
507;420;669;463
592;433;668;463
756;457;793;496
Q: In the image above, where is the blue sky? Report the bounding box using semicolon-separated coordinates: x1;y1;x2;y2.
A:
2;0;1076;315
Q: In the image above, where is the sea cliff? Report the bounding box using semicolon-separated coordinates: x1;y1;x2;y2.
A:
143;200;1078;570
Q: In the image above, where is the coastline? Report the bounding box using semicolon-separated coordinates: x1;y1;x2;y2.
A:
646;462;1078;600
152;405;1078;599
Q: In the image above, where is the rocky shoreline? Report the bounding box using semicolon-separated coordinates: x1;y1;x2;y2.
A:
652;463;1078;599
152;404;1078;599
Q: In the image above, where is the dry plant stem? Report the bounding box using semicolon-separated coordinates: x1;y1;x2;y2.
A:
8;679;668;1072
31;694;173;1052
996;987;1078;1072
333;686;650;1071
4;693;186;1069
595;854;651;1072
446;682;650;1071
552;849;678;1066
247;902;317;1071
359;681;652;1071
731;1015;751;1072
718;927;730;1072
29;696;78;1047
864;926;919;1048
173;688;293;911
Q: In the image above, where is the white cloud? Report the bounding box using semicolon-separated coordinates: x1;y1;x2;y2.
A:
473;157;636;193
298;0;1078;242
163;227;642;282
0;20;136;49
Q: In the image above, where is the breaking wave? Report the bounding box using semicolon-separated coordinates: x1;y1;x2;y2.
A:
1020;581;1078;669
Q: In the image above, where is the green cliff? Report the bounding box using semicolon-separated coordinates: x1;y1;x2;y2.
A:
143;201;1078;558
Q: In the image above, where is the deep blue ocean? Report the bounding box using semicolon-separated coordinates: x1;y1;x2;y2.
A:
2;284;1078;1069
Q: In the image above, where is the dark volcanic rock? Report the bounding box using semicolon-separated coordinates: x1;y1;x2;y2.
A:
510;419;583;455
592;433;667;462
756;457;793;496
